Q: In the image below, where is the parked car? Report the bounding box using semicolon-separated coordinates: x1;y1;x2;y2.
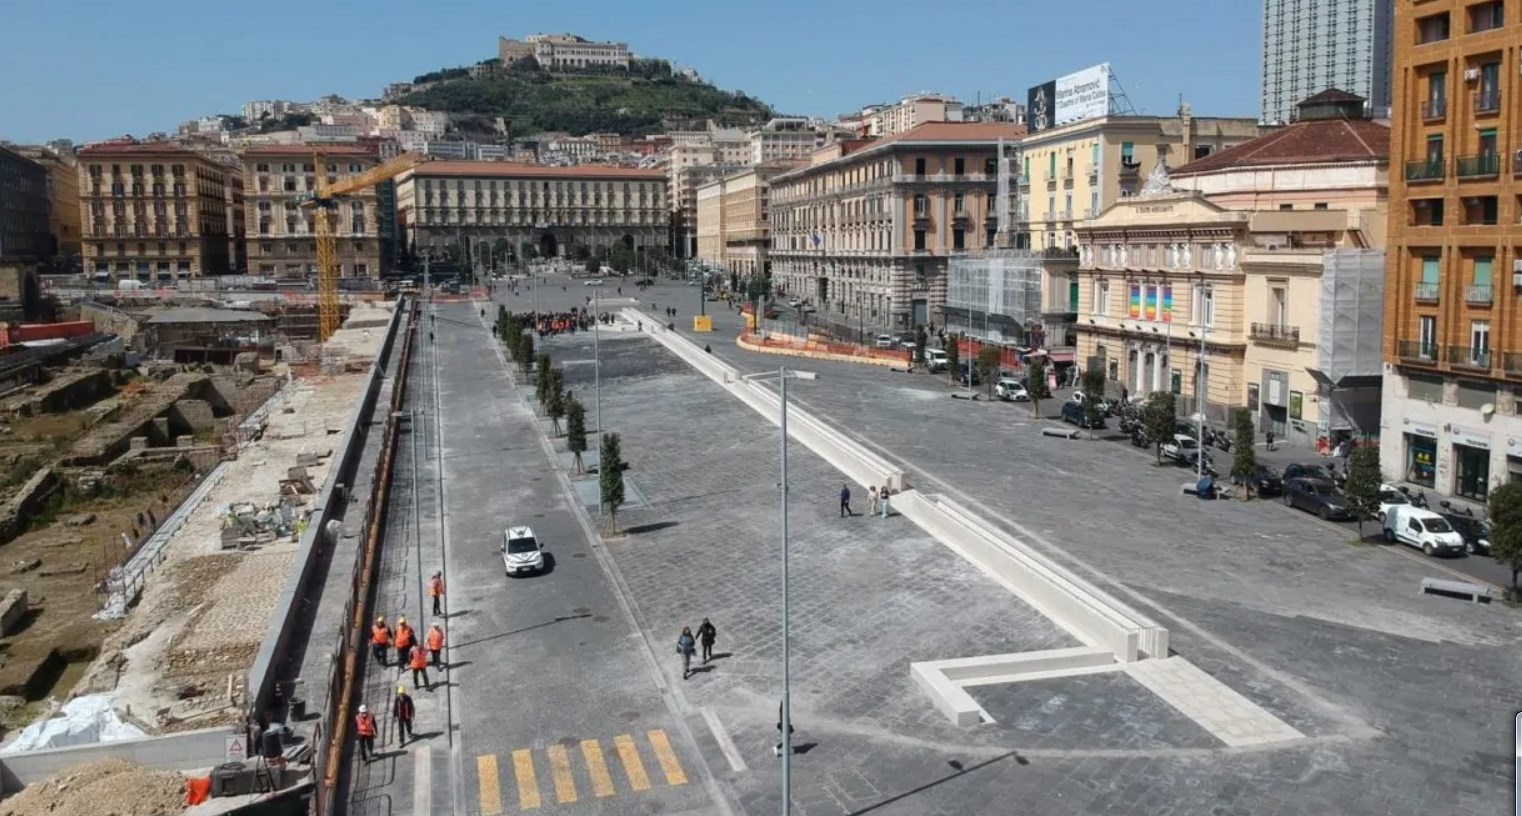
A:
1283;477;1351;520
1374;483;1410;520
584;279;604;287
788;298;802;308
1438;513;1491;556
957;369;982;387
1243;464;1284;497
1160;434;1201;465
1283;463;1335;482
1382;506;1465;557
1061;400;1105;428
874;334;896;349
924;348;950;372
995;378;1029;402
501;525;547;575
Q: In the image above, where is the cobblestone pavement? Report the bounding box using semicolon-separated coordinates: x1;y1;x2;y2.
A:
497;277;1519;815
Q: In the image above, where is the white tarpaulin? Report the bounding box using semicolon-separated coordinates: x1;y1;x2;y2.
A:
0;694;146;754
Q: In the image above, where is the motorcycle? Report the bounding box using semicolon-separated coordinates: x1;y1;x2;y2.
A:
1438;498;1474;517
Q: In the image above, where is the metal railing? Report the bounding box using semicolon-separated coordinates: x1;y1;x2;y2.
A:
1414;282;1441;302
1405;160;1446;182
1447;345;1492;369
1466;284;1494;304
1457;154;1500;178
1423;99;1447;120
1503;352;1522;376
1249;322;1300;346
1475;90;1501;114
1396;340;1439;363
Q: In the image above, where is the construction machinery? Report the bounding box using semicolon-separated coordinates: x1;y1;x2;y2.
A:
303;152;429;340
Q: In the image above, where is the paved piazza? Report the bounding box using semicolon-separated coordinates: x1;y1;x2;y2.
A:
489;279;1520;816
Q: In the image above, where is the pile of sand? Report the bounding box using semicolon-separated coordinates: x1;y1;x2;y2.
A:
0;757;185;816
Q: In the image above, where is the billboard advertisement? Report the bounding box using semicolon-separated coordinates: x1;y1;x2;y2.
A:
1026;63;1112;133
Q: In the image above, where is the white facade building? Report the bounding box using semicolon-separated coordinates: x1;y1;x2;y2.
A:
1261;0;1394;124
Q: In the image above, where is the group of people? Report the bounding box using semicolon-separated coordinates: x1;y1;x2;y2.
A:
355;571;449;761
838;483;894;519
674;618;718;680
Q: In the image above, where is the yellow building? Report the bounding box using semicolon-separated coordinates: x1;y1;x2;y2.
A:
693;160;802;279
1016;105;1261;252
11;146;81;262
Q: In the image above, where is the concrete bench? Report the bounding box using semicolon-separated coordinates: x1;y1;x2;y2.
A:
1419;577;1492;603
909;662;987;726
912;647;1117;726
1041;426;1080;439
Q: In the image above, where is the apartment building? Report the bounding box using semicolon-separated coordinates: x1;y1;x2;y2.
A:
1016;105;1262;253
694;160;800;277
750;119;822;164
11;146;82;261
499;33;631;71
769;122;1024;335
0;145;55;261
1381;0;1520;500
1262;0;1394;124
865;94;963;138
241;144;382;281
1075;93;1388;435
396;162;666;259
77;142;237;279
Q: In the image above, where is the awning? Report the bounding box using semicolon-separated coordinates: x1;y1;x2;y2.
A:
1047;349;1075;363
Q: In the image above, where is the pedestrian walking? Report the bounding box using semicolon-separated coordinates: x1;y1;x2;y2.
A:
427;622;445;668
773;701;795;757
393;618;415;669
839;484;852;517
1266;428;1276;452
879;485;892;519
393;687;415;746
677;627;697;680
868;486;879;516
696;618;717;664
409;643;431;690
355;705;377;762
429;572;445;617
370;616;391;667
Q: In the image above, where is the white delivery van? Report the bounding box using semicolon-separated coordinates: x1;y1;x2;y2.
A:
924;348;949;372
1382;505;1466;557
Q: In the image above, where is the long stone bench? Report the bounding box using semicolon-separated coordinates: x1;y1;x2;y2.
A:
911;647;1117;726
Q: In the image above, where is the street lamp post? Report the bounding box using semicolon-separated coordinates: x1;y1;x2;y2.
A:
593;288;603;513
740;366;819;816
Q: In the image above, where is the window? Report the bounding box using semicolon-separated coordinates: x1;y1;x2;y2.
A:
1194;285;1215;326
914;158;926;176
1120;142;1135;163
1047;194;1055;217
1278;203;1294;211
1465;196;1499;225
913;230;926;251
1064;193;1073;219
1413;198;1444;226
913;194;928;216
953;158;965;176
1477;63;1500;113
1471;320;1491;364
1097;279;1111;315
1417;12;1449;43
1426;71;1447;118
1426;134;1444;166
1271;285;1287;326
1469;1;1503;32
1193;145;1212;160
952;229;965;251
953;193;964;213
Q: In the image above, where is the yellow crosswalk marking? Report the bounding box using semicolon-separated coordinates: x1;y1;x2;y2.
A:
614;733;652;792
580;739;616;798
476;754;503;816
511;748;541;809
646;729;689;786
546;743;578;804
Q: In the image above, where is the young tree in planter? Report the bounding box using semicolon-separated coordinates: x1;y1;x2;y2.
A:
535;353;552;409
565;396;588;474
1026;356;1050;419
599;432;627;530
1079;369;1107;435
1341;444;1382;537
1487;481;1522;596
913;325;928;364
1142;391;1178;464
1230;407;1258;489
976;346;1002;397
944;334;961;382
546;368;567;435
517;332;534;377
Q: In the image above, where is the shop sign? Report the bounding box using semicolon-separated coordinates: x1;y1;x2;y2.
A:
1403;418;1437;438
1450;424;1491;449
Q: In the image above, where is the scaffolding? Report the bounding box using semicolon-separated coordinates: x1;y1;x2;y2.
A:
1314;248;1385;435
945;251;1045;345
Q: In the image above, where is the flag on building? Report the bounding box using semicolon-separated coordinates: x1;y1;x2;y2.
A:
810;233;822;248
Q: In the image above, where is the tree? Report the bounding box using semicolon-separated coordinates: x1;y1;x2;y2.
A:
565;396;588;474
945;334;961;382
976;346;1002;397
535;353;552;410
1026;356;1050;419
1341;445;1382;537
1079;369;1107;435
745;275;766;329
913;325;928;364
546;368;567;436
599;432;627;529
1230;408;1257;487
1143;391;1178;464
1487;481;1522;595
572;244;593;263
518;333;534;377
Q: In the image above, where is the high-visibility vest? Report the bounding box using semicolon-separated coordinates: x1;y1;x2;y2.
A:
355;712;376;738
409;645;429;670
371;624;390;646
426;628;444;651
429;577;444;598
395;625;414;649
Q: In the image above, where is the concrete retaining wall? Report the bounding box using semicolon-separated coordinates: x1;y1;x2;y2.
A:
0;726;231;792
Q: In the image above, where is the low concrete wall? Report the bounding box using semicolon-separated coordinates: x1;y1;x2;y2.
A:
735;334;903;368
0;726;231;792
245;304;404;718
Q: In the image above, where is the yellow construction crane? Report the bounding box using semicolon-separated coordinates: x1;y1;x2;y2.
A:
303;152;430;340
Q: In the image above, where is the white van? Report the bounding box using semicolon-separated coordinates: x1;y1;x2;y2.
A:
1382;505;1465;557
924;348;949;372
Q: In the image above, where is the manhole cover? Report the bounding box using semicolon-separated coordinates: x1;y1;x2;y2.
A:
642;801;665;814
533;513;546;518
572;607;591;615
558;736;579;748
621;711;641;721
592;615;609;623
571;553;587;559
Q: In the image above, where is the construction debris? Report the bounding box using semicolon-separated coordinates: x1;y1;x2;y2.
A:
0;757;184;816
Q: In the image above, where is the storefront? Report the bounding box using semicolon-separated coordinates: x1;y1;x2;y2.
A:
1402;420;1437;487
1449;424;1491;500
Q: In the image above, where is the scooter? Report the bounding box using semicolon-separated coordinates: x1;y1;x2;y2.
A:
1438;498;1474;517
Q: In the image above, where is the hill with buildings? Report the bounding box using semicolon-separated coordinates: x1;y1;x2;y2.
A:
398;59;774;137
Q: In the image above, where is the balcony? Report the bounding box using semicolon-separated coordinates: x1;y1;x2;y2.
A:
1503;352;1522;377
1414;282;1441;303
1423;99;1447;120
1397;340;1440;364
1250;322;1300;348
1447;345;1492;370
1405;160;1446;182
1475;90;1500;115
1456;154;1500;178
1466;284;1494;305
1119;159;1142;178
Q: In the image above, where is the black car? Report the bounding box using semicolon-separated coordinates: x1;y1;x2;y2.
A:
1439;513;1491;555
1061;400;1105;428
1245;464;1284;497
957;369;982;387
1282;462;1335;482
1282;477;1351;520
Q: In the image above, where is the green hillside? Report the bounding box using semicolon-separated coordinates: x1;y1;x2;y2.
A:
399;60;774;137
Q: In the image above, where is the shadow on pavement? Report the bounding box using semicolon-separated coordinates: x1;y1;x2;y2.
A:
847;751;1028;815
452;613;593;649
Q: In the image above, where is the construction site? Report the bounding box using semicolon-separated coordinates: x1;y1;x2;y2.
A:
0;287;401;814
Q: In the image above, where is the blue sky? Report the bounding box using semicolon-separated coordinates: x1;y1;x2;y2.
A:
0;0;1262;144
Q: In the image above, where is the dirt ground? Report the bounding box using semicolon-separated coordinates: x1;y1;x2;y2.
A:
0;756;185;816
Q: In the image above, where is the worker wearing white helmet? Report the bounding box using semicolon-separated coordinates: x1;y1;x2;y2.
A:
355;703;377;762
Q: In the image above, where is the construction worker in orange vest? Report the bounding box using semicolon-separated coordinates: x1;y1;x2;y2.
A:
370;616;391;667
408;642;431;690
394;617;415;668
355;704;377;762
426;622;445;668
429;572;445;616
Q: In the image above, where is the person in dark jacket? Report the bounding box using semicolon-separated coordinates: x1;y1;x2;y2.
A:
676;627;697;680
839;484;852;517
393;686;416;746
773;701;795;757
696;618;717;664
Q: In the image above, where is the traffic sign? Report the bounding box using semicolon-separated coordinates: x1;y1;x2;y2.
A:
225;735;247;763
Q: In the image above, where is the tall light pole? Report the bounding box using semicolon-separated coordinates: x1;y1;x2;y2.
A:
1192;313;1209;482
592;288;603;514
740;366;818;816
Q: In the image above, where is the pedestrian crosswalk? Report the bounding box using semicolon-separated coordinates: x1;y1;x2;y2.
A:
475;729;688;813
